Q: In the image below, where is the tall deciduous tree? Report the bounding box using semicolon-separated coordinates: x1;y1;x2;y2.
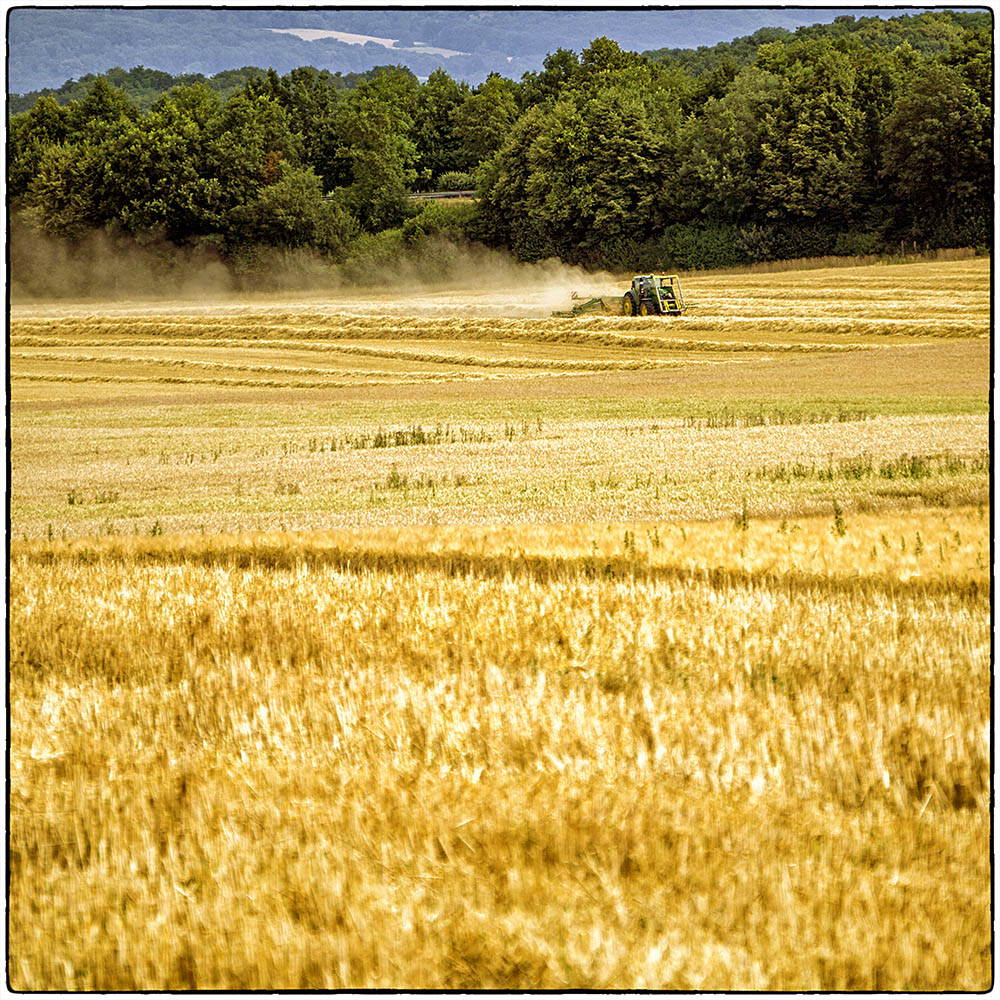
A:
62;75;138;138
412;68;468;185
882;60;991;241
23;77;139;237
210;90;303;207
756;40;865;224
452;73;519;167
336;68;419;231
8;95;69;200
519;48;580;106
474;104;552;259
112;84;225;239
227;162;356;255
477;82;678;262
674;64;783;223
248;66;345;192
850;43;905;215
25;142;101;238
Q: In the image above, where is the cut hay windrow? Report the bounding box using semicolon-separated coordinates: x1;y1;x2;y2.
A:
12;333;871;354
9;371;552;389
12;348;695;374
10;325;876;354
13;351;514;379
10;366;651;389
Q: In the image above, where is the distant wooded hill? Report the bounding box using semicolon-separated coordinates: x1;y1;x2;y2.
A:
644;8;990;73
7;65;405;115
10;8;987;114
7;6;974;95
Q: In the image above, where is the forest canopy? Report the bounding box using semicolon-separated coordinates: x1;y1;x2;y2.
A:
7;9;991;280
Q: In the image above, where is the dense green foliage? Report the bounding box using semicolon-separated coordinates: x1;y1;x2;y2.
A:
8;10;991;277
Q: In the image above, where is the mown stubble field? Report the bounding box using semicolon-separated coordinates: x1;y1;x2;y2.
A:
8;257;992;989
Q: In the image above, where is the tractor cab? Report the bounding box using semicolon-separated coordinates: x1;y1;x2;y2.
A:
657;275;682;306
623;274;685;316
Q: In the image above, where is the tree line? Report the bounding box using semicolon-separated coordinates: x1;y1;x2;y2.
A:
7;10;991;278
7;64;419;115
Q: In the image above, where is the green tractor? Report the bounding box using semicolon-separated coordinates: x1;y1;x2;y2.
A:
622;274;686;316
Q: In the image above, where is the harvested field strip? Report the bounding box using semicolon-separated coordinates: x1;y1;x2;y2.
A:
12;349;701;373
8;503;991;990
11;353;464;379
11;327;874;353
11;369;584;389
35;315;979;339
9;337;718;365
14;505;988;598
701;280;986;296
691;289;985;304
701;292;981;306
679;318;985;337
11;373;406;389
13;543;985;603
6;315;918;341
693;259;987;289
13;364;468;382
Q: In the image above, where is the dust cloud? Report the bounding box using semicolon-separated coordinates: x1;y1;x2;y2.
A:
9;217;238;301
7;217;621;318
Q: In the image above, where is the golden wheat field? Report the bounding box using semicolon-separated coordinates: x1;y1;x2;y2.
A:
8;257;993;989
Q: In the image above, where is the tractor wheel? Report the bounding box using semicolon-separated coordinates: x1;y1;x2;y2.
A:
639;301;650;316
622;293;636;316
